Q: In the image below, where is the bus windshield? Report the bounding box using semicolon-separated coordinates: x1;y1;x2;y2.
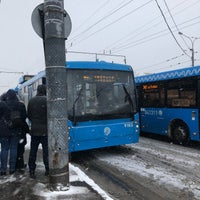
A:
67;69;137;123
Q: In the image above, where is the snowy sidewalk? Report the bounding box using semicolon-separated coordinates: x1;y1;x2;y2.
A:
0;162;112;200
0;136;113;200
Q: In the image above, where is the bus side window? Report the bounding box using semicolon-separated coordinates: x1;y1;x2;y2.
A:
141;84;164;107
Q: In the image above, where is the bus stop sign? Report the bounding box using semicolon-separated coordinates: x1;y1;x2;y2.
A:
31;3;72;39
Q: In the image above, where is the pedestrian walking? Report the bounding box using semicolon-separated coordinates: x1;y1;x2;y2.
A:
0;94;11;176
27;84;49;178
5;89;27;174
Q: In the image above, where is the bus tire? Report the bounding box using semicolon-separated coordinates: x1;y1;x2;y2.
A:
171;122;189;146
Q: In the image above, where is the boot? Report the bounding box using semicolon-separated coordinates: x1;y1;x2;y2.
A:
30;170;36;179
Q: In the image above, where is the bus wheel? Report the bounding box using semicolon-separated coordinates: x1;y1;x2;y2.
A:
172;124;189;145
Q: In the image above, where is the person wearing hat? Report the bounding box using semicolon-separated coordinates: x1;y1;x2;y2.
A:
4;89;27;175
27;84;49;178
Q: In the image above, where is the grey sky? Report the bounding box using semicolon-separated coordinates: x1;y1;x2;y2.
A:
0;0;199;94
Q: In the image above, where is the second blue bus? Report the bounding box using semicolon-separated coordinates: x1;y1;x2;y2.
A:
136;65;200;145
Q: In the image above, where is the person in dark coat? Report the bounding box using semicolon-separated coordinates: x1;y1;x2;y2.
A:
5;89;27;174
1;91;28;172
27;84;49;178
0;94;11;175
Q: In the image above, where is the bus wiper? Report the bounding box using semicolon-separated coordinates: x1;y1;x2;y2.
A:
72;86;83;126
122;84;134;119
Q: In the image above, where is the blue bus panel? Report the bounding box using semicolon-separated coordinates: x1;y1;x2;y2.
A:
68;115;139;152
18;61;140;152
140;108;199;142
135;65;200;83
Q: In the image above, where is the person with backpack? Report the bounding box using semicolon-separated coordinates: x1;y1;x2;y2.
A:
0;93;11;175
5;89;27;174
27;84;49;178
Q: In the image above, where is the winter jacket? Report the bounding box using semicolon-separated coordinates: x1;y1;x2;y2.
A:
0;101;11;136
5;89;27;135
27;85;47;136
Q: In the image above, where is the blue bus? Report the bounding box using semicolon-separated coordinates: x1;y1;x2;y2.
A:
135;65;200;145
18;61;140;152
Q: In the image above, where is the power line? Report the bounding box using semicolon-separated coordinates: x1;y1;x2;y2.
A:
68;0;134;42
104;0;199;49
0;71;23;74
136;59;192;75
154;0;190;57
150;59;192;70
70;0;111;35
111;17;200;52
70;0;153;47
162;0;190;50
138;53;185;70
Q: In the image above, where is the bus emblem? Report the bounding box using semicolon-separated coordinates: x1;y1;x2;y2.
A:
158;110;163;116
104;127;111;136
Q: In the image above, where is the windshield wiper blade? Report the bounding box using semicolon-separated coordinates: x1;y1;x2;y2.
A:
122;84;134;116
72;86;83;126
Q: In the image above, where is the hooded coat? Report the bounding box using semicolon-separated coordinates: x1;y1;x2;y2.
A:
27;85;47;136
5;90;27;134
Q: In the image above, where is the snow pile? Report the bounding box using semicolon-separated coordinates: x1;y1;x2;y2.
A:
32;163;113;200
33;182;90;199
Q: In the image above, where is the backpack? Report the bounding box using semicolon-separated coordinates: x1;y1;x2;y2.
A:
0;117;10;136
9;110;24;128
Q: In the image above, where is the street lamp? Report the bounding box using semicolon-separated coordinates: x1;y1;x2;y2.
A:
178;32;200;67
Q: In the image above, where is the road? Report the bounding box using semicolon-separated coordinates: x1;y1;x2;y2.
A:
72;136;200;200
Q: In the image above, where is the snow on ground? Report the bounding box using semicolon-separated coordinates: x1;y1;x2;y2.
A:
33;181;90;200
2;135;200;199
97;151;188;189
31;163;113;200
0;135;113;200
95;139;200;199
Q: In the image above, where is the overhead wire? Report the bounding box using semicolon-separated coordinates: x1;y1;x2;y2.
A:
138;53;185;70
0;71;23;74
149;59;192;71
66;0;199;70
136;59;192;75
111;16;200;53
68;0;199;53
71;0;111;35
154;0;190;57
103;0;194;51
162;0;190;50
68;0;135;43
70;0;153;47
109;0;200;54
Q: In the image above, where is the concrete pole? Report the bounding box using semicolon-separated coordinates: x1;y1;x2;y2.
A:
44;0;69;190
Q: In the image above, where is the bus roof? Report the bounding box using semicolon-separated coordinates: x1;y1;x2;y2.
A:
135;65;200;84
66;61;132;71
18;61;133;87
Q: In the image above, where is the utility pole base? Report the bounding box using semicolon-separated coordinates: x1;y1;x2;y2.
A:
49;167;69;191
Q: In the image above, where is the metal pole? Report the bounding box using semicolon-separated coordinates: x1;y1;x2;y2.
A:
178;32;200;67
44;0;69;190
191;41;194;67
65;50;127;64
191;38;199;67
